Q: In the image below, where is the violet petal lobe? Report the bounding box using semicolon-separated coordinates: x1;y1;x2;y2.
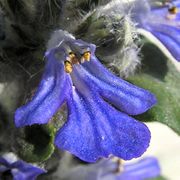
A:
59;157;160;180
149;25;180;61
0;157;10;167
0;154;45;180
15;50;70;127
75;54;157;115
0;157;9;173
55;88;151;162
135;0;180;61
118;157;161;180
11;160;46;180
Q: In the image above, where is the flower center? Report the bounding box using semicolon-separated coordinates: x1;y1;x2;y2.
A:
54;38;92;73
64;51;91;73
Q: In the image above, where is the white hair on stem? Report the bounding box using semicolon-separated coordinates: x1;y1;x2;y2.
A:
96;0;141;77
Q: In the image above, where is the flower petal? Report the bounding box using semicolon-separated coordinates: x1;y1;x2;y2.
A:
149;25;180;61
15;50;70;127
55;88;150;162
118;157;161;180
136;0;180;61
11;160;46;180
73;55;156;115
59;159;118;180
0;158;9;173
0;157;9;167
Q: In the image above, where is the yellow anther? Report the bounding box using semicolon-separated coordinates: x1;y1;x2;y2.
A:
69;52;79;64
83;51;91;61
64;51;91;73
64;61;73;73
69;52;76;59
168;6;178;14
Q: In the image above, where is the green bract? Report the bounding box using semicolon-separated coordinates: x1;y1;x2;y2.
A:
16;124;55;162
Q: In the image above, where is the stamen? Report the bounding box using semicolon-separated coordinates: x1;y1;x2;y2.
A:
112;157;124;173
166;4;178;20
83;51;91;61
116;158;124;173
64;49;91;73
64;60;73;73
69;52;79;64
168;6;178;14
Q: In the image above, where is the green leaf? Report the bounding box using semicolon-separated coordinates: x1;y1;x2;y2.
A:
127;43;180;135
16;124;55;163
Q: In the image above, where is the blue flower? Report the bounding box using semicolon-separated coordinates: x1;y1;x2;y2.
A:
60;157;161;180
15;31;156;162
133;0;180;61
114;157;161;180
0;153;45;180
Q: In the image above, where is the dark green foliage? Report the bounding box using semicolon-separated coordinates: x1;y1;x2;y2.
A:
15;124;55;162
